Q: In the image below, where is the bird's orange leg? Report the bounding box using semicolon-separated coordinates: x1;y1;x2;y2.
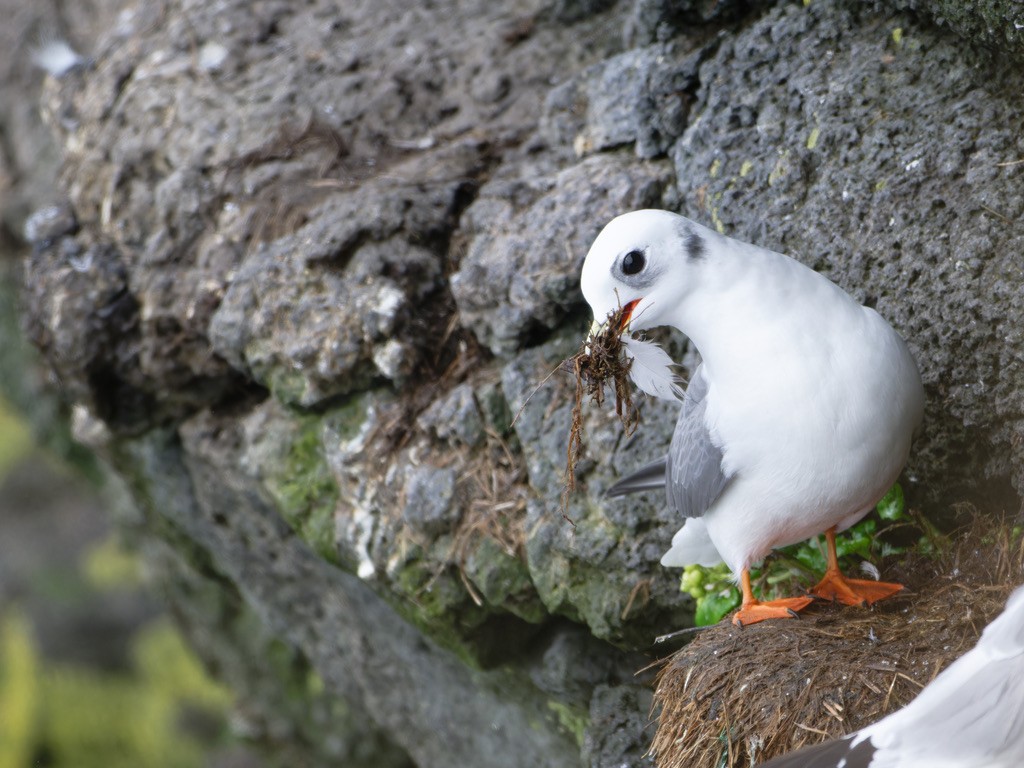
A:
731;569;814;627
810;527;904;606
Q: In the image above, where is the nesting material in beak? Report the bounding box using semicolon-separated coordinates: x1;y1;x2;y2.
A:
561;303;641;517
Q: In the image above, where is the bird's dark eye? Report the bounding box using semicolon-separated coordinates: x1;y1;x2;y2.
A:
621;249;645;275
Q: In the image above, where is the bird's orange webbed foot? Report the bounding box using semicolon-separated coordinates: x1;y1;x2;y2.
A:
809;527;905;607
730;568;814;626
731;595;815;627
810;569;904;606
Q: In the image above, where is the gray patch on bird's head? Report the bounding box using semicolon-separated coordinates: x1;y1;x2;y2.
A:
684;228;708;262
676;221;707;261
686;229;706;260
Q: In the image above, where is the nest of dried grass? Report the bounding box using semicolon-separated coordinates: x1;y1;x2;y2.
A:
650;513;1024;768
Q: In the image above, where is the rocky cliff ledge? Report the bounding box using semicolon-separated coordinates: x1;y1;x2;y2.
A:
3;0;1023;765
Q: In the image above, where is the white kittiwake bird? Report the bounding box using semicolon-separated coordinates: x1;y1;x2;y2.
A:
758;584;1024;767
580;210;925;626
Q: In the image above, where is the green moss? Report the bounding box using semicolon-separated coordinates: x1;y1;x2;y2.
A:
547;700;588;747
258;636;330;705
321;391;375;442
463;538;547;624
270;393;389;566
526;509;666;646
267;418;341;565
388;550;543;668
253;346;311;405
394;555;485;624
476;380;514;438
29;565;96;605
132;620;233;711
271;394;382;567
394;558;456;619
913;2;1024;58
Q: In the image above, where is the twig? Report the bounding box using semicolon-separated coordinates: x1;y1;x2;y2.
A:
654;625;714;644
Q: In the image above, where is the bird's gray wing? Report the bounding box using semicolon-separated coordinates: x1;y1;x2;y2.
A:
605;365;730;519
665;365;730;519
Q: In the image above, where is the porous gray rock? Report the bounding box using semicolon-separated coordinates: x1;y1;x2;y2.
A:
541;42;707;160
624;0;766;46
5;0;1024;766
402;466;458;536
890;0;1024;61
133;418;583;768
583;684;657;768
500;332;694;647
451;154;673;356
416;382;486;448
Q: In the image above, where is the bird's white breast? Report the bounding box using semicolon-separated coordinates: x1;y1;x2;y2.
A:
674;246;924;571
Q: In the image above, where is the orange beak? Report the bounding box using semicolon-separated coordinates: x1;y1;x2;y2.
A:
618;299;641;332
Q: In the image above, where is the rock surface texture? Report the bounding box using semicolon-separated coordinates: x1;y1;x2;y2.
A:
3;0;1023;766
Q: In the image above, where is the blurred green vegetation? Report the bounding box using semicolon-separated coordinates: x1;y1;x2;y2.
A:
0;396;33;480
1;400;236;768
0;608;233;768
0;610;37;768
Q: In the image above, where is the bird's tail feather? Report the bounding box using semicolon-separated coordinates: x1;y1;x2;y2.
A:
604;457;666;498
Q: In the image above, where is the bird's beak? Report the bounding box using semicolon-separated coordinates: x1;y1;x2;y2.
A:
588;299;641;344
618;299;641;331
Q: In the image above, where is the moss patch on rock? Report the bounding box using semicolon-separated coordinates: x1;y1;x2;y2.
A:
389;550;511;668
547;699;589;748
462;537;547;625
267;418;340;565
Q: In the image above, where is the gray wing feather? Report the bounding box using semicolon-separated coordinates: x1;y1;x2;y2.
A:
604;457;666;497
666;365;730;519
605;365;730;519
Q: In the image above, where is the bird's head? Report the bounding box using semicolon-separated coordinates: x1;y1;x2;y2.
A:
580;209;709;336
